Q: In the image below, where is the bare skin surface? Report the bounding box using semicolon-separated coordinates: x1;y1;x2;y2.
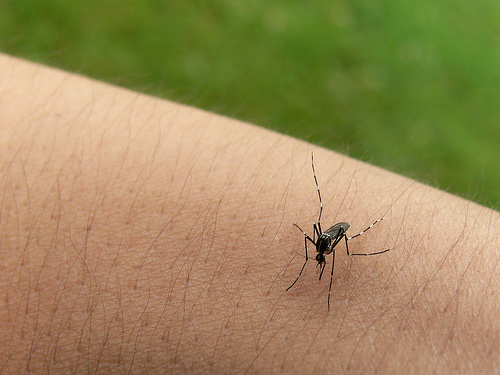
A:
0;53;499;374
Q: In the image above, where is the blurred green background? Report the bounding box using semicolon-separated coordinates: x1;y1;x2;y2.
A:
1;0;499;208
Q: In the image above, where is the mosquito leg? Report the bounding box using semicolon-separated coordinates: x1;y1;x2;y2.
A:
311;153;323;234
347;217;385;240
287;233;310;291
294;223;315;245
313;223;320;242
327;250;336;311
345;233;390;256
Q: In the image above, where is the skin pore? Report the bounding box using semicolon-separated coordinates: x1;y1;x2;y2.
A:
0;53;499;374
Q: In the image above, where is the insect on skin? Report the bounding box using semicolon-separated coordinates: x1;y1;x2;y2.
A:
287;153;390;310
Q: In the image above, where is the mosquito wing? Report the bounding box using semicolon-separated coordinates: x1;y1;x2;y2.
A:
323;222;350;240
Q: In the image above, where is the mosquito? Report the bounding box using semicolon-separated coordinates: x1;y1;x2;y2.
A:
287;154;390;310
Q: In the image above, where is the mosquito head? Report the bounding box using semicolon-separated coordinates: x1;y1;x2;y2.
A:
315;253;326;265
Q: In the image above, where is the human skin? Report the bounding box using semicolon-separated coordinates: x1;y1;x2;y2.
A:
0;53;499;374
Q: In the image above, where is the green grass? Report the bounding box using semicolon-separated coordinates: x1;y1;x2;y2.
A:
1;0;499;208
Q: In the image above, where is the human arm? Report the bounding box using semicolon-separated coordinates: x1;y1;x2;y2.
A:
0;53;498;373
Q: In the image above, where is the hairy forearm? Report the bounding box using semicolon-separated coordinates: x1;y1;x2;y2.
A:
0;53;498;374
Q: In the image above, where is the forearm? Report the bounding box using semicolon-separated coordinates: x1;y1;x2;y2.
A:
0;53;498;374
